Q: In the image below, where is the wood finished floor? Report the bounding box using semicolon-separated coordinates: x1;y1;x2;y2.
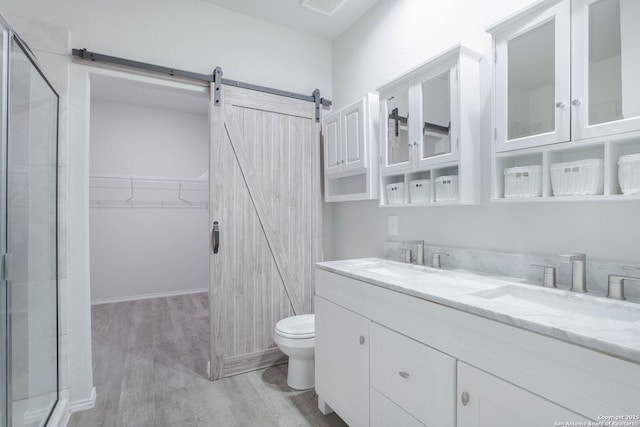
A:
68;293;347;427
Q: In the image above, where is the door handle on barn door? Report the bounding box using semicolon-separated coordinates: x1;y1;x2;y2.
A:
212;221;220;254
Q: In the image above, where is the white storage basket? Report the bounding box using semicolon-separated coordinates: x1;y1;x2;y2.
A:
435;175;459;202
386;182;405;204
504;165;542;198
409;179;431;203
550;159;604;196
618;153;640;195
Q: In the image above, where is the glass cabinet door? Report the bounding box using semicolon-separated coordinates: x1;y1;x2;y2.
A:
416;70;456;167
572;0;640;139
494;0;571;152
382;89;412;173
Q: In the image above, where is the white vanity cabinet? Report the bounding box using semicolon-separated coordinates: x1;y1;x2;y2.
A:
457;362;589;427
315;296;370;427
489;0;640;201
323;93;379;202
377;45;481;206
315;267;640;426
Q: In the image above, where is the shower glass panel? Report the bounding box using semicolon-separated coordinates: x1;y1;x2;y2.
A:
1;22;6;427
4;34;59;427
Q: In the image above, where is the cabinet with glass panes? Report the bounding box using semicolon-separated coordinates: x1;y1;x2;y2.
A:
378;45;481;206
488;0;640;202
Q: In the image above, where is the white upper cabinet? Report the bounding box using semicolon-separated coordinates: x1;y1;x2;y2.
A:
489;0;640;202
324;111;342;177
571;0;640;140
377;45;481;206
341;98;368;173
490;0;640;152
492;0;571;152
322;93;379;202
380;55;464;173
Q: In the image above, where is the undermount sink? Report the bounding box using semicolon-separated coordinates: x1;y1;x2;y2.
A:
358;262;435;278
472;285;640;331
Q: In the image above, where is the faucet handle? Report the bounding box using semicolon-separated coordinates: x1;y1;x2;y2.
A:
607;275;640;300
530;264;557;288
560;253;586;262
404;249;413;264
432;253;449;268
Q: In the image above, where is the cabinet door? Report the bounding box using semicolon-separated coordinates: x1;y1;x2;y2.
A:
370;388;425;427
370;323;456;427
381;87;413;173
494;0;571;152
341;98;367;173
315;296;369;427
416;67;458;168
571;0;640;140
323;111;342;176
457;362;590;427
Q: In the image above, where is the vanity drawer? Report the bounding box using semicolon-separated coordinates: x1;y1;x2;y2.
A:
370;323;456;427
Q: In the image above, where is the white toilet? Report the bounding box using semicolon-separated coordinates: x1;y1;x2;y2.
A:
273;314;315;390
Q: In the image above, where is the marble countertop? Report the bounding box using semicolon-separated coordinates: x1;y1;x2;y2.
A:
316;258;640;364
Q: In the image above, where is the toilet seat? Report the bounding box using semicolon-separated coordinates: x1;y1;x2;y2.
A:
275;314;315;339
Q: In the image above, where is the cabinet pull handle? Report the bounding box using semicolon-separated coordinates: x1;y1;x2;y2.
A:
461;391;470;406
555;101;565;109
359;335;365;345
399;371;410;379
413;142;418;147
335;161;339;166
572;99;581;106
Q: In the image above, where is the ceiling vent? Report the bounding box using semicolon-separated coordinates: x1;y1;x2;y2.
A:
300;0;346;16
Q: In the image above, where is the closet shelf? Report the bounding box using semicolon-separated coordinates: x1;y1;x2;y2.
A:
90;175;208;209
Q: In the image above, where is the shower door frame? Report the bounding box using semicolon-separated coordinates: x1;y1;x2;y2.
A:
1;17;61;427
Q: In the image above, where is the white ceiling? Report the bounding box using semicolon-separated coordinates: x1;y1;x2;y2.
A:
196;0;380;40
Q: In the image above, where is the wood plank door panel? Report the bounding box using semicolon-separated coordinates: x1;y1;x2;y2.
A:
209;84;322;380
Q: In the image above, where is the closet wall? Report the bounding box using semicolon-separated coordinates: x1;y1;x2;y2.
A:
89;90;209;303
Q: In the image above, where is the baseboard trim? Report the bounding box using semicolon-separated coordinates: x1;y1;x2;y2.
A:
49;390;70;427
70;387;96;413
91;288;208;305
223;348;287;378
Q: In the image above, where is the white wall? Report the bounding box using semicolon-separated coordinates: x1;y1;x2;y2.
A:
0;0;332;98
89;100;209;303
331;0;640;264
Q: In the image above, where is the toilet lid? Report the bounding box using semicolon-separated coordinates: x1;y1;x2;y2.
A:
275;314;315;339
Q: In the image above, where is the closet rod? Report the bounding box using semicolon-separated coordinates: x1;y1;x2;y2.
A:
71;48;332;108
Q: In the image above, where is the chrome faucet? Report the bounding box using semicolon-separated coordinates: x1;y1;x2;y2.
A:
560;253;587;293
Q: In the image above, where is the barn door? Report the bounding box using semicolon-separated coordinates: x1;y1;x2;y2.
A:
208;84;322;380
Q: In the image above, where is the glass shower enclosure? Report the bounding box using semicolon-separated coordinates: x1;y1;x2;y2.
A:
0;16;60;427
